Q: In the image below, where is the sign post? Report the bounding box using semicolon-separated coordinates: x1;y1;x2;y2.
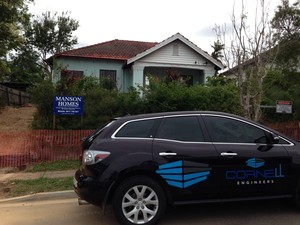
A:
53;96;84;129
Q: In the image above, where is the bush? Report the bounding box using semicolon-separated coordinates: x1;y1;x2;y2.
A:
143;77;241;115
30;76;242;130
29;79;56;129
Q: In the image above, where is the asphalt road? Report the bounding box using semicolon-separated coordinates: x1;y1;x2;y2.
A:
1;193;300;225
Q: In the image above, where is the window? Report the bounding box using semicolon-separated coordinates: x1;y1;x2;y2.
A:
61;70;83;81
204;116;268;143
156;116;204;142
100;70;117;89
115;119;156;138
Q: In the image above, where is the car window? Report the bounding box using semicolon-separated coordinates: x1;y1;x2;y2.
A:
204;116;268;144
115;119;156;138
156;116;204;142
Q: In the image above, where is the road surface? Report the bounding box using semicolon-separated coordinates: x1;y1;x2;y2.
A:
1;195;300;225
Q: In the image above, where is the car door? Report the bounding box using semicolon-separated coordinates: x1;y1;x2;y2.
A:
202;114;291;199
152;115;221;202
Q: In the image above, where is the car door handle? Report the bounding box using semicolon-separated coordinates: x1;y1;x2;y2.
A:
159;152;177;156
221;152;238;156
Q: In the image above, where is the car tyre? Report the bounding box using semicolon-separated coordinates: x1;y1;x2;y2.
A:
113;176;166;225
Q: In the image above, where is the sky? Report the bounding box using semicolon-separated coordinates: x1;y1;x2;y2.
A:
28;0;286;54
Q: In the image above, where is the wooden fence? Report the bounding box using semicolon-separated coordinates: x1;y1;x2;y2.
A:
266;121;300;141
0;84;30;106
0;130;93;168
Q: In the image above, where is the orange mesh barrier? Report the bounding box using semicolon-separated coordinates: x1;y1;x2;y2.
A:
0;130;93;168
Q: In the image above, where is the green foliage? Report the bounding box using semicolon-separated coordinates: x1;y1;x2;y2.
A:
271;0;300;70
26;160;79;172
11;177;73;197
8;46;44;84
26;11;79;59
262;69;300;122
0;0;32;78
6;10;80;81
31;75;242;130
29;79;56;129
211;40;224;60
143;76;241;115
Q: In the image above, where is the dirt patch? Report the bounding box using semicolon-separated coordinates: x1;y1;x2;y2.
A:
0;104;36;130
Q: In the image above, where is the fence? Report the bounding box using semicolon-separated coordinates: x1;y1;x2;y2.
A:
0;124;299;168
0;130;93;168
266;121;300;141
0;84;30;106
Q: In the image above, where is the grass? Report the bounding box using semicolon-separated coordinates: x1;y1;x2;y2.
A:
1;160;79;198
26;159;80;172
9;177;73;197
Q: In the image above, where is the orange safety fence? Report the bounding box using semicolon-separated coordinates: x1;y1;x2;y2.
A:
0;124;299;168
0;130;93;168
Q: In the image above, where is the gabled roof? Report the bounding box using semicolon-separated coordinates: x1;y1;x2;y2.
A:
127;33;224;69
49;33;223;69
54;40;158;61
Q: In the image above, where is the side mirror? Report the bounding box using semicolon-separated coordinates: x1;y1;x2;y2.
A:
270;133;279;144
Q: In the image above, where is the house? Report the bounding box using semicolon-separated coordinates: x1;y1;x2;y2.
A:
47;33;223;92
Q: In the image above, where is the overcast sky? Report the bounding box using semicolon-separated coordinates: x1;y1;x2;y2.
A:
29;0;287;54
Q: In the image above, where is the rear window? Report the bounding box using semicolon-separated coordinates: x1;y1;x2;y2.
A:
82;120;116;149
115;119;156;138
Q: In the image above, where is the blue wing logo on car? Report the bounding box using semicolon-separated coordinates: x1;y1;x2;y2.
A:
246;158;265;168
156;160;212;189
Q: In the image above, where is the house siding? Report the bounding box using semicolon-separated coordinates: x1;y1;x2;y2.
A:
53;57;126;91
138;40;211;66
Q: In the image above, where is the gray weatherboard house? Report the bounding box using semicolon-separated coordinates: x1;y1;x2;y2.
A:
48;33;223;91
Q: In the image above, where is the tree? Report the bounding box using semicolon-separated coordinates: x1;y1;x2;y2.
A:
261;0;300;121
24;11;79;76
8;46;44;85
211;40;225;61
271;0;300;70
0;0;32;79
214;0;276;121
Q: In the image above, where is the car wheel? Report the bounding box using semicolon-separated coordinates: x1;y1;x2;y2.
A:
113;176;166;225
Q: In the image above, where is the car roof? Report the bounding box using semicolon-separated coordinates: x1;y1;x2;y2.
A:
115;111;242;122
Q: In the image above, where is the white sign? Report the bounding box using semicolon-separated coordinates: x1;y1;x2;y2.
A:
276;100;292;114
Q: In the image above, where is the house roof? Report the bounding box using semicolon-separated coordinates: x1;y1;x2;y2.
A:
127;33;224;69
49;33;224;69
53;40;158;61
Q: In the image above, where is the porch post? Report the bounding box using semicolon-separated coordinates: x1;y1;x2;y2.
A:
132;65;145;90
203;68;215;84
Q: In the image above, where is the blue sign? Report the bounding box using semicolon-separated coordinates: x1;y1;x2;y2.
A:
53;96;84;116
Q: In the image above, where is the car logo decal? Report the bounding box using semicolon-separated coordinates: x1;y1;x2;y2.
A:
156;160;211;188
246;158;265;168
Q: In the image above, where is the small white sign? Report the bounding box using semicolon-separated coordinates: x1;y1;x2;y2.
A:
276;100;292;114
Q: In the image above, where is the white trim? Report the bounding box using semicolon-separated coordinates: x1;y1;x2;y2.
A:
111;116;163;139
201;113;295;146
